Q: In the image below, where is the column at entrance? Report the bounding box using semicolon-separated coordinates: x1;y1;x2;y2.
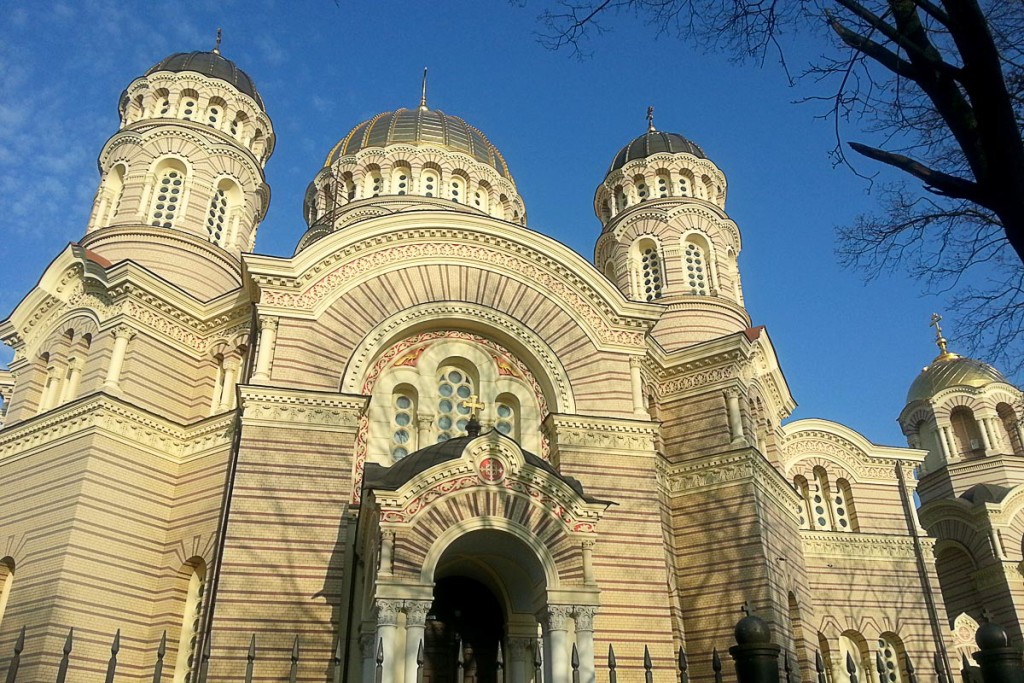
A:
404;601;431;683
573;607;597;683
541;606;572;683
360;632;377;683
506;638;533;683
375;599;403;683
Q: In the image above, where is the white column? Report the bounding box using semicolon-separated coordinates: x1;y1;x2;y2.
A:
725;389;744;444
581;540;595;585
985;418;1004;452
978;418;992;452
939;425;956;462
1016;423;1024;455
103;325;136;392
629;357;647;417
573;607;597;683
403;601;430;683
250;316;278;384
507;638;531;683
59;358;84;405
541;606;571;683
217;357;240;411
380;531;395;576
38;365;62;413
417;414;433;451
360;633;377;683
375;600;402;683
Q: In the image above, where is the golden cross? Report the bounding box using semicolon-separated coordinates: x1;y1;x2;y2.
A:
646;106;655;132
419;67;428;111
461;394;486;418
930;312;949;355
213;28;222;54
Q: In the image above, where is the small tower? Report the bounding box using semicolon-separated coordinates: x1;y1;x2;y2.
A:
899;314;1024;501
594;111;749;348
82;37;273;298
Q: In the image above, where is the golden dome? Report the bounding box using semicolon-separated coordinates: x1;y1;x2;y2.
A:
906;353;1007;403
324;108;511;178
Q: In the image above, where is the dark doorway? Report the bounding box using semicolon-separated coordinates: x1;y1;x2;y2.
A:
423;576;505;683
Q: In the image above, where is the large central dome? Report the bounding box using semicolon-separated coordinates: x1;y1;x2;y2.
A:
325;108;511;178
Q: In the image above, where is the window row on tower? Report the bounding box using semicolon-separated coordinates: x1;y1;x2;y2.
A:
90;157;246;250
605;233;720;301
305;160;525;229
121;84;270;163
794;467;857;532
598;167;725;223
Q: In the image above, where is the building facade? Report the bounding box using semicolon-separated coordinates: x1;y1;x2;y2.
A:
0;47;1021;683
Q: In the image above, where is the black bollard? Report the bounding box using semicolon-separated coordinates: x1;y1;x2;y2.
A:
729;613;781;683
973;620;1024;683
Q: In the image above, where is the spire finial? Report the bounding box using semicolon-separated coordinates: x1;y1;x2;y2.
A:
930;312;952;358
646;106;656;132
419;67;428;111
213;28;222;54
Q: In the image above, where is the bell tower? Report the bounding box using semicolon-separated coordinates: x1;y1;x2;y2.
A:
81;35;273;299
594;111;750;349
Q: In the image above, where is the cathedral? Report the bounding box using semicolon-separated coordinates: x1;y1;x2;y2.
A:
1;44;1024;683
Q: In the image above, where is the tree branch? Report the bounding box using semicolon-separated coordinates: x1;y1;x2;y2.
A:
847;141;982;200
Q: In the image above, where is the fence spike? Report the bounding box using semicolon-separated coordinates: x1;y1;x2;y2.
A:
288;635;299;683
415;639;424;683
935;652;948;683
151;631;166;683
103;629;120;683
417;639;424;666
678;646;688;683
712;647;722;683
846;651;858;683
535;640;543;683
244;634;255;683
55;628;73;683
375;638;383;683
456;637;464;683
333;637;345;683
572;643;580;683
608;644;617;683
644;645;653;683
960;652;971;683
498;641;505;670
876;651;886;683
784;649;794;683
816;650;827;683
5;626;25;683
905;654;917;683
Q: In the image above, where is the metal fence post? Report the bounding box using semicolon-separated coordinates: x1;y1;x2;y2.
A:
607;644;616;683
973;620;1024;683
151;631;166;683
244;635;255;683
678;646;689;683
55;629;72;683
5;626;24;683
104;630;120;683
729;613;781;683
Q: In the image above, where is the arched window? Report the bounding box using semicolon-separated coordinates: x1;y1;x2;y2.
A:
634;175;649;202
997;403;1022;455
392;167;410;195
788;592;809;677
474;182;491;212
794;475;812;530
206;98;226;128
149;161;187;229
635;238;664;301
950;406;984;457
683;240;709;295
156;89;171;116
173;560;206;683
915;418;944;472
365;170;383;197
701;174;715;201
392;386;417;460
436;366;474;442
877;633;905;683
342;175;356;201
494;393;520;440
95;163;127;228
206;179;241;247
252;129;266;159
839;631;870;682
834;479;857;532
229;112;248;138
178;90;199;121
614;186;627;211
656;173;671;198
0;558;14;631
422;170;439;197
935;544;982;624
450;174;467;203
604;260;617;283
678;171;693;197
811;468;832;530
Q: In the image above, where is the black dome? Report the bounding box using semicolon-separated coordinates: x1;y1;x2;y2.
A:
147;51;264;110
609;131;706;173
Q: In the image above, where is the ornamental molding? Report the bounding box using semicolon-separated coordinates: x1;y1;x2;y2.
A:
662;448;802;520
972;561;1022;590
238;385;366;432
782;429;910;483
0;393;234;464
607;204;740;253
340;307;574;414
542;414;659;454
249;226;654;351
800;531;926;561
101;126;264;179
3;249;252;359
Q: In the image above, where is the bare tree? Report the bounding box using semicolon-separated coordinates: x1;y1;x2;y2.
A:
533;0;1024;372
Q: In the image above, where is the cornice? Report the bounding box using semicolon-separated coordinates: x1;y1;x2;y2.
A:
238;385;367;432
542;413;659;454
972;561;1021;590
800;531;930;561
0;393;234;464
781;425;922;483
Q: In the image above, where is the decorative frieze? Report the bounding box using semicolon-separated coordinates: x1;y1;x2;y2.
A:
801;531;927;560
238;386;366;431
783;430;910;482
0;394;234;463
543;414;658;454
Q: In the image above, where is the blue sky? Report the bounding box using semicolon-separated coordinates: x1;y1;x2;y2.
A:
0;1;985;445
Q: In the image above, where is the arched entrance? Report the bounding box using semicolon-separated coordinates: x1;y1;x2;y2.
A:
424;577;504;683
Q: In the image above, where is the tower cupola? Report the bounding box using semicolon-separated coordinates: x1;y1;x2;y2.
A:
594;111;748;348
80;37;273;299
297;92;524;252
